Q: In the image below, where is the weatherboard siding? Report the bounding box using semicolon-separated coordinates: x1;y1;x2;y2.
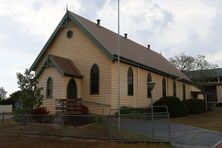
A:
37;67;63;113
47;21;112;109
35;19;196;114
111;62;173;110
216;85;222;102
110;62;194;110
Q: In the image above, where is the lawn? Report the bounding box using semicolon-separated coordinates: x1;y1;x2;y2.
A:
0;135;171;148
172;107;222;132
0;119;150;142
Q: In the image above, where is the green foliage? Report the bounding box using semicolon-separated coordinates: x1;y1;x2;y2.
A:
7;91;22;108
0;87;7;101
116;106;147;115
184;99;206;114
169;53;218;72
32;107;49;114
16;69;43;113
0;99;12;105
153;96;188;117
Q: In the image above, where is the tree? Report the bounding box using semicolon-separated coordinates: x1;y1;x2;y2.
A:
0;87;7;101
7;90;23;108
169;54;218;72
16;69;43;113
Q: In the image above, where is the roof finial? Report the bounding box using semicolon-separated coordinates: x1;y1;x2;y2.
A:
66;3;68;12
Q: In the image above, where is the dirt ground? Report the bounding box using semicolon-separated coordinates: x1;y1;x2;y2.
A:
0;134;171;148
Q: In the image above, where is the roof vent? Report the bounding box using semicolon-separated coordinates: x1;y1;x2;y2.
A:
124;33;128;39
96;19;101;26
147;44;151;50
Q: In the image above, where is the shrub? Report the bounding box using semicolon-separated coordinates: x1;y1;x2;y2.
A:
153;96;188;117
31;107;51;123
184;99;206;114
0;99;13;105
115;106;149;115
32;107;49;114
79;104;89;115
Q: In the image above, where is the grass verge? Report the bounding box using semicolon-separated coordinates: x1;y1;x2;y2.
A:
172;107;222;132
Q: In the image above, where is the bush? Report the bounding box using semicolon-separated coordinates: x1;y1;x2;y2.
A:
79;104;89;115
116;106;149;115
184;99;206;114
32;107;49;114
0;99;13;105
153;96;188;117
31;107;51;123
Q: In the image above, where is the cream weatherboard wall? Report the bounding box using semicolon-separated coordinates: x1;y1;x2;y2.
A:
37;67;63;112
216;85;222;103
110;62;193;110
36;20;112;113
35;19;195;114
37;66;82;113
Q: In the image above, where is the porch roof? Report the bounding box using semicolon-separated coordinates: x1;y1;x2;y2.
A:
35;54;83;79
49;54;83;78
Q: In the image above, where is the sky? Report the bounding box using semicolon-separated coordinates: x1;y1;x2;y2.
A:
0;0;222;95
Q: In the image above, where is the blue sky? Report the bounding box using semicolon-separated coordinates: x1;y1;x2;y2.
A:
0;0;222;95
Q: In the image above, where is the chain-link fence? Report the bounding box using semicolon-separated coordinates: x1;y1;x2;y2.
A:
0;109;170;142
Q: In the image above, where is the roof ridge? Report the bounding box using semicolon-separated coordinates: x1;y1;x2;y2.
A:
69;11;190;82
69;11;159;55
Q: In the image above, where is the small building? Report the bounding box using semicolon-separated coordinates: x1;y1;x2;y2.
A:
186;68;222;104
30;11;196;114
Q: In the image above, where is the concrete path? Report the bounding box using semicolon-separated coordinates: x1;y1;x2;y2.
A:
115;119;222;148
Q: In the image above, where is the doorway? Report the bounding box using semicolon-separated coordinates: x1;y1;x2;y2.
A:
67;79;77;99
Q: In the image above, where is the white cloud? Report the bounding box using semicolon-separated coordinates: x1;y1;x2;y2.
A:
96;0;173;49
0;0;222;95
0;0;82;38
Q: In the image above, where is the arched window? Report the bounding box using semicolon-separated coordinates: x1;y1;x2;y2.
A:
173;80;176;97
46;77;53;98
128;67;134;96
162;78;166;97
90;64;99;94
147;73;152;98
183;84;186;101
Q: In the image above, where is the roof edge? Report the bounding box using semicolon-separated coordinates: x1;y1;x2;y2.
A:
113;54;192;84
30;12;68;71
30;11;114;72
68;12;114;59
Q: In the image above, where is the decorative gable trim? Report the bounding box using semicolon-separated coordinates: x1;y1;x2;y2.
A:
30;11;113;72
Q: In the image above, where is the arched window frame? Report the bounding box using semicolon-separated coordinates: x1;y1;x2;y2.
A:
127;67;134;96
90;64;99;95
147;73;152;98
46;77;53;98
162;78;166;97
173;80;176;97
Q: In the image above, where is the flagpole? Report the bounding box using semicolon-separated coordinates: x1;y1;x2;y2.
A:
117;0;121;131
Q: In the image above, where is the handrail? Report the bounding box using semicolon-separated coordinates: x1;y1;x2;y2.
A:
82;100;111;107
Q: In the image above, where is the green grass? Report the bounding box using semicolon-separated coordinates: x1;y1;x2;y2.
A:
172;107;222;132
0;121;150;141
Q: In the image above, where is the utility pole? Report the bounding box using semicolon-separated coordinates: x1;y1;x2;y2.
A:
117;0;121;131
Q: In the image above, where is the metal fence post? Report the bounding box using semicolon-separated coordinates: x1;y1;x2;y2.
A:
168;112;171;142
62;115;64;128
1;112;4;125
109;115;112;142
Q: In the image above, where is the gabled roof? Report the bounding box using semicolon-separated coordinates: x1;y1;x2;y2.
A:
186;68;222;80
30;10;191;83
36;54;83;78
